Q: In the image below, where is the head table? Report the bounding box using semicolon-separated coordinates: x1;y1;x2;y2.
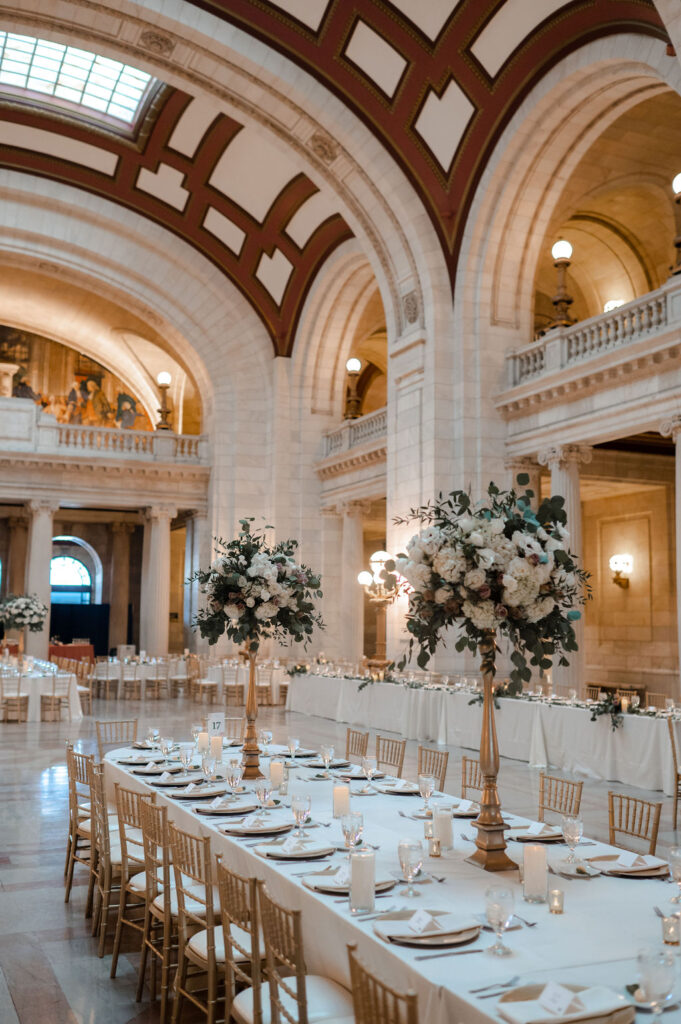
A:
286;673;680;797
105;743;675;1024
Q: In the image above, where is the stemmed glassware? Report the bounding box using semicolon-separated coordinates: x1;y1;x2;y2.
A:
485;886;515;956
561;815;583;863
361;756;378;793
201;755;216;784
341;812;364;857
259;729;273;758
179;743;194;775
287;737;300;763
191;723;201;747
669;847;681;903
159;736;173;766
637;948;677;1017
146;726;159;750
292;794;312;837
397;839;423;897
418;774;436;814
226;760;243;800
256;780;273;816
320;745;335;778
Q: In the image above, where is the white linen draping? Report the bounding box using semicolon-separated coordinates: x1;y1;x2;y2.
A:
105;749;669;1024
287;675;680;795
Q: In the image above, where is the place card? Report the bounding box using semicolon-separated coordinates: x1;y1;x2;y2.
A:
146;761;157;770
538;982;583;1017
281;836;305;854
457;799;473;812
616;850;643;868
241;814;264;828
408;910;441;934
183;783;198;793
334;862;351;887
527;821;548;836
210;796;225;809
159;771;172;781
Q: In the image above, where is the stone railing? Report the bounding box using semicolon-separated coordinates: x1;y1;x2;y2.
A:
506;279;681;388
322;406;387;458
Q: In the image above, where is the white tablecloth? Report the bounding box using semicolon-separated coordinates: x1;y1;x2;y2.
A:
22;672;81;721
105;747;668;1024
287;675;680;795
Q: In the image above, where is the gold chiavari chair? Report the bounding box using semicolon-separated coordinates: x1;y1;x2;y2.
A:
137;800;177;1024
64;744;96;910
461;756;484;801
584;686;600;700
376;736;406;778
3;672;29;722
169;824;222;1024
123;662;142;700
97;659;121;700
255;666;273;707
608;792;662;856
647;691;668;710
223;717;246;744
347;944;419;1024
41;673;72;722
95;719;138;761
417;746;449;791
77;665;94;715
145;661;169;700
537;772;583;823
110;784;153;978
668;718;681;830
250;882;353;1024
89;762;124;957
222;664;245;707
194;657;219;704
346;727;370;762
216;859;263;1024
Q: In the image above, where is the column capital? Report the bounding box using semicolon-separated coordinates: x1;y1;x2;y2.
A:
504;455;540;472
145;505;177;522
339;499;373;517
320;505;342;518
537;444;592;470
660;415;681;442
27;498;60;515
7;516;28;530
110;521;135;535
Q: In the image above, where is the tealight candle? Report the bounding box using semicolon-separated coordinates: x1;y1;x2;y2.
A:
210;735;222;759
424;821;434;839
270;760;284;788
428;837;441;857
523;844;548;903
333;784;351;818
662;915;680;945
548;888;564;914
349;848;375;914
197;731;210;754
621;697;629;713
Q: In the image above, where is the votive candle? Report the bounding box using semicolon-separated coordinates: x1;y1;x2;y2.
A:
548;888;564;914
198;731;210;754
333;784;351;818
210;735;222;759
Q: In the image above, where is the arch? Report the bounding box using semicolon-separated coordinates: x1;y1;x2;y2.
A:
52;535;103;603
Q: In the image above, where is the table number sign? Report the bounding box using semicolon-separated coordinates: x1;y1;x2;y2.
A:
206;713;225;735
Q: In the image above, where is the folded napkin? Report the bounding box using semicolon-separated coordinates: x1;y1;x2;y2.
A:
375;912;478;942
159;771;172;781
145;761;158;770
497;985;627;1024
240;814;267;828
210;796;226;809
525;822;558;837
615;851;659;870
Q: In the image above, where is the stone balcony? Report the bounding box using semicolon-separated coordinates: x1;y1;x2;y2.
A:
315;406;387;500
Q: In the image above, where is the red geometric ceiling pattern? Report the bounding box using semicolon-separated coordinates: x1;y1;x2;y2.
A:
0;88;353;356
184;0;667;283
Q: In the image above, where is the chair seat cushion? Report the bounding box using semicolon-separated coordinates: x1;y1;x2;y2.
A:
232;976;354;1024
78;814;119;836
196;678;217;686
129;867;175;893
187;923;252;964
152;883;219;919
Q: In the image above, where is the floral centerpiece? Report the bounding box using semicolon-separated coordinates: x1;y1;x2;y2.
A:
393;474;590;870
191;518;323;776
0;593;49;655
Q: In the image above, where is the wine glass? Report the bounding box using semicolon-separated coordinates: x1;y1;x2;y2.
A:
418;774;436;814
226;760;243;800
292;794;312;837
669;847;681;903
397;839;423;897
320;745;335;777
179;743;194;776
191;723;202;747
256;780;273;816
361;756;378;793
146;726;159;750
259;729;273;758
287;737;300;763
485;886;515;956
159;736;174;766
637;948;677;1017
341;812;364;857
561;815;583;863
201;755;216;784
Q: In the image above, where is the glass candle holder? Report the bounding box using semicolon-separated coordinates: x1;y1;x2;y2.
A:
662;915;681;945
548;889;564;914
424;821;434;839
349;847;375;915
428;837;441;857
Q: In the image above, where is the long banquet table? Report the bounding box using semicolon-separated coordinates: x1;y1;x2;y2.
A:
105;746;672;1024
287;674;680;795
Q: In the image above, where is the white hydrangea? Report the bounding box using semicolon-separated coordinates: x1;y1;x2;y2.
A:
432;548;466;583
399;561;432;591
255;601;279;620
464;568;487;589
462;599;498;630
526;596;556;622
433;586;453;604
224;604;242;620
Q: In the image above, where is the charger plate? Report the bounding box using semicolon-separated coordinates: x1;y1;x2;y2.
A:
498;985;634;1024
193;802;258;815
169;784;226;799
373;909;480;948
149;772;203;787
254;840;335;860
587;855;669;878
303;873;396;896
375;783;420;795
132;764;182;776
117;754;164;766
338;766;385;780
222;820;293;837
513;827;563;843
304;759;351;769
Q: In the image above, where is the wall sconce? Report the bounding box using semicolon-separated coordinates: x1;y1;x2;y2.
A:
671;173;681;276
156;370;173;431
549;239;575;328
344;357;362;420
609;553;633;589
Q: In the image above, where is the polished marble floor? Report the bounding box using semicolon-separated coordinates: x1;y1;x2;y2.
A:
0;695;678;1023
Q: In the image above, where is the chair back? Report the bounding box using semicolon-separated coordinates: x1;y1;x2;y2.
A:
54;674;71;697
222;666;238;685
608;792;662;855
114;783;151;880
647;691;667;710
417;746;448;791
216;859;262;1024
461;756;483;800
95;719;138;761
375;736;406;777
537;773;583;822
347;943;418;1024
585;685;600;700
669;717;680;772
257;881;308;1024
66;742;94;818
88;761;112;866
346;728;369;761
140;800;173;918
224;717;246;742
168;823;215;944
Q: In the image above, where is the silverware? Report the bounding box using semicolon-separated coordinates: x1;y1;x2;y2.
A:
654;905;667;918
513;914;537;928
469;976;520;994
428;874;446;883
348;905;396;920
414;949;484;961
334;892;394;904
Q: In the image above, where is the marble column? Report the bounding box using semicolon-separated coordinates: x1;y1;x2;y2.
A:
340;501;368;663
109;522;134;654
25;499;59;658
538;444;592;694
661;415;681;693
505;457;542;509
320;507;343;659
7;516;28;594
184;512;209;652
140;505;176;656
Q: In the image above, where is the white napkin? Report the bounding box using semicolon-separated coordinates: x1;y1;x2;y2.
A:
280;836;310;854
183;783;197;793
527;821;554;836
457;799;473;812
375;912;478;941
334;863;351;886
241;814;265;828
497;985;627;1024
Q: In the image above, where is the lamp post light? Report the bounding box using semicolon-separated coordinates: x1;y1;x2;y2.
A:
549;239;575;328
344;357;362;420
156;370;173;431
670;173;681;276
357;550;405;678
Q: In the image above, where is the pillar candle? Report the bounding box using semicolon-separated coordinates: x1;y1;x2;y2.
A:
270;760;284;788
523;844;548;902
333;784;351;818
210;735;222;759
198;731;210;754
433;806;454;850
349;848;375;914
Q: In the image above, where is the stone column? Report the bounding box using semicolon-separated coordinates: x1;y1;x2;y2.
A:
320;507;343;659
184;512;209;652
109;522;134;654
538;444;592;693
340;501;368;663
661;416;681;691
140;505;176;656
505;457;542;509
25;499;59;658
7;516;28;594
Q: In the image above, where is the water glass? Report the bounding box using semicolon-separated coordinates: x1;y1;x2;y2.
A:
179;743;194;775
485;886;515;956
418;774;436;813
341;812;364;855
287;737;300;762
292;793;312;836
320;745;335;777
201;755;216;784
191;723;202;746
256;780;273;815
637;948;677;1017
159;736;174;765
361;756;377;793
561;815;583;863
259;729;273;757
226;761;243;798
397;839;423;897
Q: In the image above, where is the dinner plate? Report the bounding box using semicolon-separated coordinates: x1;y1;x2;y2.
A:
168;784;226;799
117;755;165;766
512;827;563;843
193;802;258;815
221;820;293;837
304;759;351;769
498;984;634;1024
149;772;203;786
337;767;385;780
254;840;335;860
586;854;669;878
373;910;481;948
303;872;396;896
451;802;480;818
132;764;183;776
375;783;420;795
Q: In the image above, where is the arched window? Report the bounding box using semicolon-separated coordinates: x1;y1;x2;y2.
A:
50;555;92;605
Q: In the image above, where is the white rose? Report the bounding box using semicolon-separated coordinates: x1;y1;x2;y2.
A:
462;599;498;630
468;531;484;547
464;568;486;590
477;547;496;568
489;518;505;535
501;574;518;592
246;597;255;608
224;604;242;620
458;515;475;533
434;586;453;604
260;590;270;602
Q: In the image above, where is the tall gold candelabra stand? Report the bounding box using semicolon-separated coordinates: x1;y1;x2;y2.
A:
467;631;515;872
241;648;263;779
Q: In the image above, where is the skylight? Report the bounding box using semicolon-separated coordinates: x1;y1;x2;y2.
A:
0;32;152;124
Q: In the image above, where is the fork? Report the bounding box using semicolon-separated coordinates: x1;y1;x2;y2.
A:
469;975;520;994
513;914;537;928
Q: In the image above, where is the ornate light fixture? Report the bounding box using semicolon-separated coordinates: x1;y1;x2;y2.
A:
609;553;633;589
549;239;575;328
357;550;406;677
156;370;173;430
671;173;681;276
344;357;362;420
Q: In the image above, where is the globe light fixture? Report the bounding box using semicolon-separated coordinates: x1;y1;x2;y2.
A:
551;239;573;262
357;570;373;587
156;370;173;430
549;238;575;328
609;553;633;589
345;357;362;374
344;356;362;419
